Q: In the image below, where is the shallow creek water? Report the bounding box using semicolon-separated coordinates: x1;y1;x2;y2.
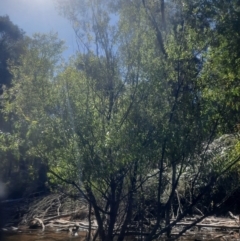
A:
1;229;228;241
2;230;87;241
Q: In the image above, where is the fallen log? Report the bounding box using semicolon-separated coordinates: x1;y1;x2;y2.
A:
43;212;76;222
175;222;240;230
34;218;45;231
49;219;73;224
45;222;98;230
228;211;239;221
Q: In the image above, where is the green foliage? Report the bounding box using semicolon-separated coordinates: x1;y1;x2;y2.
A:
0;15;25;88
0;32;65;197
2;0;240;239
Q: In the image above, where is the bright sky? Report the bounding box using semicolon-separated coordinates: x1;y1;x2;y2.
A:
0;0;77;59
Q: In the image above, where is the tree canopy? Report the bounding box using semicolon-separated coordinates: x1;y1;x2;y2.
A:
0;15;25;89
1;1;240;240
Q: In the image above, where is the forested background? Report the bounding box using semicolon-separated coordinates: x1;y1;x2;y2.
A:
1;0;240;240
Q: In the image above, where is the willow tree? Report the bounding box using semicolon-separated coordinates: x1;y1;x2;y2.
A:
53;2;159;240
137;0;240;239
54;0;240;239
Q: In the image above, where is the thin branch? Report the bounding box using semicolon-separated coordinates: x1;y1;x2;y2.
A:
48;170;88;201
142;0;167;57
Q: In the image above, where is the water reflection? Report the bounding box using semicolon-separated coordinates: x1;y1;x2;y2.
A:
1;229;230;241
2;230;87;241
